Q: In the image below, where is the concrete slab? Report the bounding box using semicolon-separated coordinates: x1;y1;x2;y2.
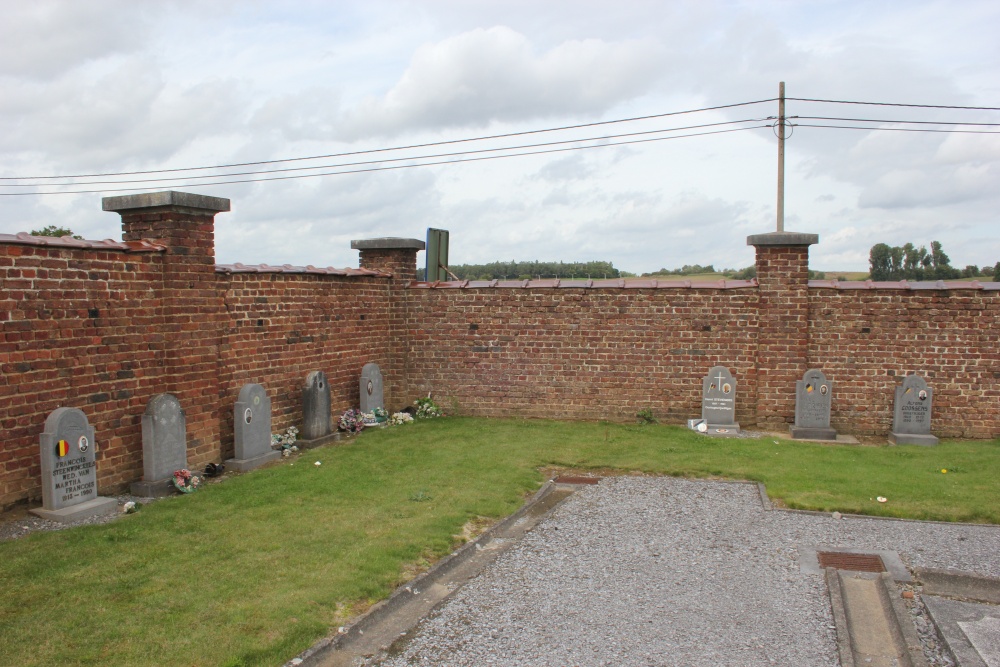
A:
29;496;118;524
923;595;1000;667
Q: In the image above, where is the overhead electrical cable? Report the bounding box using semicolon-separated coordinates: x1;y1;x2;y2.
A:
795;116;1000;127
787;97;1000;111
0;118;768;188
794;123;1000;134
0;125;771;196
0;98;777;181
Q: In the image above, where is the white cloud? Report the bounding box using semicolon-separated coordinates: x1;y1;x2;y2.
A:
335;26;664;138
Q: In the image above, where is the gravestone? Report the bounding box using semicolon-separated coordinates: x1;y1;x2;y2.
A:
790;369;838;440
700;366;740;436
889;375;939;446
301;371;331;441
131;394;188;497
226;383;280;472
30;408;117;523
360;363;384;414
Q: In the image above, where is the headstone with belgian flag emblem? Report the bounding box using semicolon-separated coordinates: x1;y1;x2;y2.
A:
30;407;117;523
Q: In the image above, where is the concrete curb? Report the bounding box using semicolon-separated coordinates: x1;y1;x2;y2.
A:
287;481;564;667
879;572;930;667
915;567;1000;604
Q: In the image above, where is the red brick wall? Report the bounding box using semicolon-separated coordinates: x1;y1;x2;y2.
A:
0;244;165;506
3;201;999;509
398;288;761;423
809;288;1000;438
217;271;396;454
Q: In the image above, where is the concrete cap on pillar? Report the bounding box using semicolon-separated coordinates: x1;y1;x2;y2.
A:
102;191;231;214
747;231;818;247
350;238;425;251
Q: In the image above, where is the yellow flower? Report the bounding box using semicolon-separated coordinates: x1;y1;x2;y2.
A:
941;469;947;474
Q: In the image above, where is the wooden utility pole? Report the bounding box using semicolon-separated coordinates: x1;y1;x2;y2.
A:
776;81;785;232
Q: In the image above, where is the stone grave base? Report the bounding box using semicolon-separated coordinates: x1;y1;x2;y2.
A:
225;449;281;473
130;478;179;498
30;496;118;524
295;432;343;450
888;432;939;446
789;425;838;441
705;423;741;438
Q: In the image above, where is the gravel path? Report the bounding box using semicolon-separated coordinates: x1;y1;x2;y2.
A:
369;476;1000;667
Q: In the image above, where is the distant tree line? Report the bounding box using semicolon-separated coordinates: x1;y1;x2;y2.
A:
869;241;998;281
30;225;82;239
435;260;628;281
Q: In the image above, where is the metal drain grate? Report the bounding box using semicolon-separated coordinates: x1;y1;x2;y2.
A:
817;551;886;573
554;476;602;485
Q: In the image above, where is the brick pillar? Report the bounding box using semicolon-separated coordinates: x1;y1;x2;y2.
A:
748;232;818;429
350;237;424;412
103;191;230;466
351;237;425;282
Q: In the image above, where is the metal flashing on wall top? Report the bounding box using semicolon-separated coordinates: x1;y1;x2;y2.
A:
809;279;1000;291
216;263;389;277
408;278;760;290
0;232;166;252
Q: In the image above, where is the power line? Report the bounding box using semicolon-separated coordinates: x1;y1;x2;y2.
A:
787;97;1000;111
0;125;770;196
796;116;1000;127
0;118;768;188
795;123;1000;134
0;98;777;181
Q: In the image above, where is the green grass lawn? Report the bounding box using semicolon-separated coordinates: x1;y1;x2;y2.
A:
1;418;997;666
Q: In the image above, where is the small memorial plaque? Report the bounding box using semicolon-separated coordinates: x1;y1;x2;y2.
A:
360;363;384;413
226;383;280;472
700;366;740;437
889;375;938;446
790;369;838;440
131;394;189;497
30;408;117;523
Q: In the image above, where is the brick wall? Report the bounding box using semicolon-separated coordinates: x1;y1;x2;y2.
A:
399;286;760;423
2;191;998;509
0;241;166;505
809;288;1000;437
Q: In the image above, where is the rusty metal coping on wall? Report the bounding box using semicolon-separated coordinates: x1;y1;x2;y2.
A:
809;279;1000;291
216;262;390;277
0;232;166;252
409;278;760;290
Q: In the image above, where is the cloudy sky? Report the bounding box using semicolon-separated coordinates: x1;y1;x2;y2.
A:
1;0;998;274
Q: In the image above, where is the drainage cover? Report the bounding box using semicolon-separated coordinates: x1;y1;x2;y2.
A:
554;476;602;485
817;551;886;573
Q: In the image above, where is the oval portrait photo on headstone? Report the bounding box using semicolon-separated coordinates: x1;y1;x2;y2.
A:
244;408;253;424
722;383;732;394
77;435;89;453
820;385;828;395
367;381;373;396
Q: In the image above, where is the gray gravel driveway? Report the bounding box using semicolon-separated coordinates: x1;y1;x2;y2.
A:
369;476;1000;667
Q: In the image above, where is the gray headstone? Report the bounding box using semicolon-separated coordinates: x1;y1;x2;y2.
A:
30;408;117;523
889;375;939;446
360;363;384;413
790;369;838;440
226;383;280;472
700;366;740;436
131;394;189;497
301;371;331;440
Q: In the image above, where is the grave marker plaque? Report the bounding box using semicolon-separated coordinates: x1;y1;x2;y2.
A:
360;363;384;413
226;383;280;472
30;408;117;523
700;366;740;436
301;371;331;441
889;375;938;446
790;369;838;440
131;394;188;497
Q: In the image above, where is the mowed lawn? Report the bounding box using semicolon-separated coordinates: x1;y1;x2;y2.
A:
1;418;997;666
